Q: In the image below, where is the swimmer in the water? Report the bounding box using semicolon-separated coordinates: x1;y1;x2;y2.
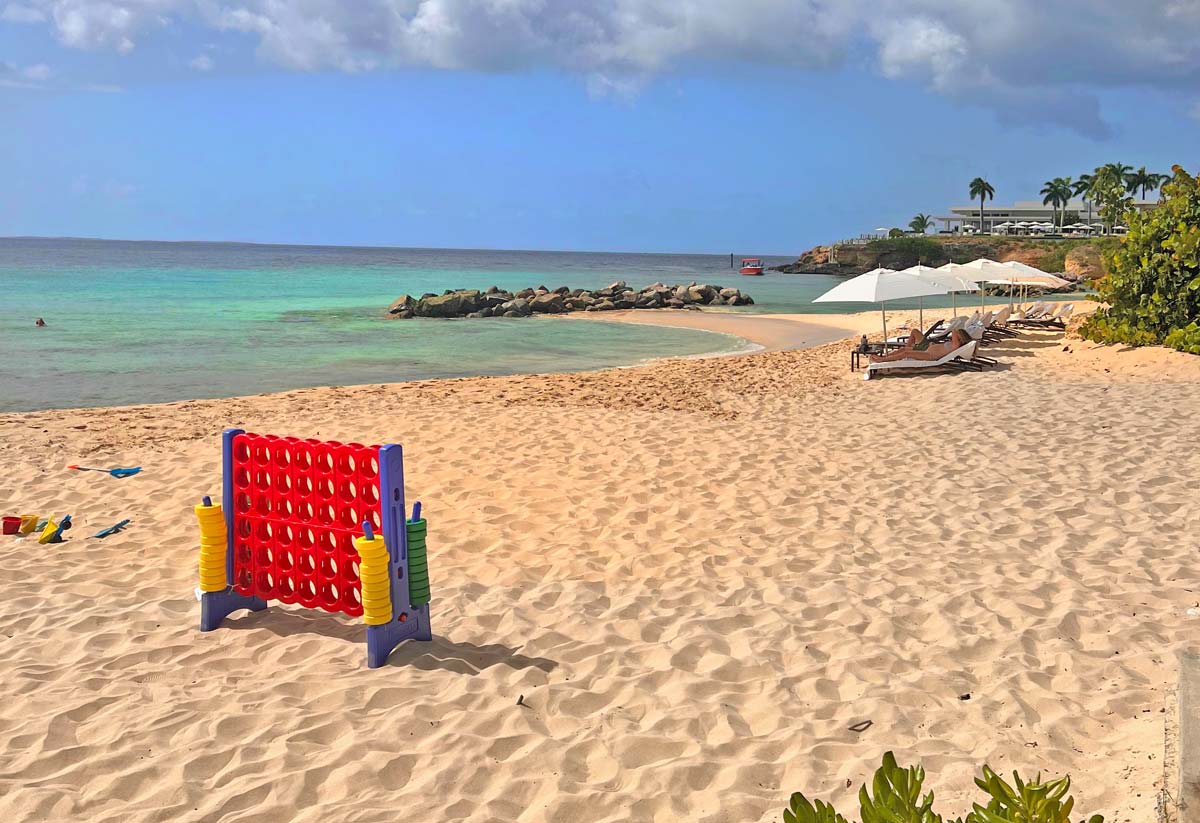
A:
35;318;46;327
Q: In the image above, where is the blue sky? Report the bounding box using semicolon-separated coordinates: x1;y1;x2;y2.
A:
2;1;1199;254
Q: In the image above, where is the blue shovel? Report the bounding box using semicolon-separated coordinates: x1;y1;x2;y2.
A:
92;519;131;539
68;465;142;479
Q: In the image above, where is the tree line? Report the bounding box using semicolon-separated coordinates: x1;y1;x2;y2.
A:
906;165;1169;235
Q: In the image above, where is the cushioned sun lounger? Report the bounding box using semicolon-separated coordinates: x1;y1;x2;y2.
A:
863;340;978;380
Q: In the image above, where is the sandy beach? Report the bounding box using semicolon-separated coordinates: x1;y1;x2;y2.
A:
2;309;1199;822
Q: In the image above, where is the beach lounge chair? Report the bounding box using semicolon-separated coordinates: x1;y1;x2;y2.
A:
982;306;1018;340
863;330;979;380
926;316;968;342
1012;303;1073;328
963;311;994;342
1016;301;1048;321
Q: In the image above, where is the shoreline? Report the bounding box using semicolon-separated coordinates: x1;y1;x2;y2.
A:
565;309;863;352
0;305;1011;419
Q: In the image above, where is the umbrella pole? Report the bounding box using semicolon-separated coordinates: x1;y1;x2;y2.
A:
881;306;888;348
919;296;924;331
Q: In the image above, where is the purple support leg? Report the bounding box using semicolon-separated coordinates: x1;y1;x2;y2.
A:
365;444;432;668
200;589;268;631
198;428;270;632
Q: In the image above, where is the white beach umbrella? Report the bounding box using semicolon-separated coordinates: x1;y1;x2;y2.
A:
907;264;979;316
898;264;956;328
1001;261;1068;309
1000;261;1070;287
813;267;948;344
957;258;1014;310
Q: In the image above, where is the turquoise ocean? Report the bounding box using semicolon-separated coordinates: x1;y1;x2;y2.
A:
1;238;964;413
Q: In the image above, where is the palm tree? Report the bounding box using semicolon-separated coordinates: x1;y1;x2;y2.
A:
1124;166;1168;200
968;177;995;233
1104;162;1133;182
1039;177;1073;227
1072;173;1095;227
908;213;935;234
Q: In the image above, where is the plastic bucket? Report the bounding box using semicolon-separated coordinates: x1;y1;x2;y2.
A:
18;515;38;534
2;516;19;535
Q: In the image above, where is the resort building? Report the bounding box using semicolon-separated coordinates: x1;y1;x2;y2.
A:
937;199;1158;235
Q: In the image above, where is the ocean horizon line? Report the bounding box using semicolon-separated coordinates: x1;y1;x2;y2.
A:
0;234;800;260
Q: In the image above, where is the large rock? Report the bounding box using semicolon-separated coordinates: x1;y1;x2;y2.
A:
530;293;567;314
387;295;415;315
1064;245;1104;281
415;289;482;318
500;298;531;316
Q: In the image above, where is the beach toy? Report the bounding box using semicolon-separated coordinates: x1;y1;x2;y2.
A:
92;519;131;539
2;516;18;535
355;522;392;626
198;429;432;668
68;465;142;479
196;496;228;593
407;506;430;607
38;515;72;544
18;515;39;534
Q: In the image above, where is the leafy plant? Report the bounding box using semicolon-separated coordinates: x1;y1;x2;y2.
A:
1079;165;1200;352
1164;323;1200;354
970;767;1102;823
909;214;936;234
865;236;943;259
1087;164;1134;234
780;753;1104;823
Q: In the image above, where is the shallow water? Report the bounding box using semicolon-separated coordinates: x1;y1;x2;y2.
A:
0;238;1071;412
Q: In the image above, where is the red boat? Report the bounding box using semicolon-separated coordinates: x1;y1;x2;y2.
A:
739;258;764;276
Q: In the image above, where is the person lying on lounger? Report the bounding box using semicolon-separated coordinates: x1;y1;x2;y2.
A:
868;329;970;364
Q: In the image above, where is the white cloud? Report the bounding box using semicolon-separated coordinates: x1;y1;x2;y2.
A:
0;59;54;87
1;2;46;21
22;62;52;80
188;53;212;70
6;1;1200;136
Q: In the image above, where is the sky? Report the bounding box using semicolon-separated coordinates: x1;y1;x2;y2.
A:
2;1;1199;254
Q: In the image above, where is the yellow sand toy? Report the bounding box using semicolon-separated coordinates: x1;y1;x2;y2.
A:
38;515;72;544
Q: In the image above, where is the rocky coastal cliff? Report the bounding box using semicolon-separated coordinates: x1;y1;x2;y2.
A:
773;236;1109;283
387;281;754;319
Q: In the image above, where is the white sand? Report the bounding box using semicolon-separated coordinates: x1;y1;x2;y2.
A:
1;311;1198;822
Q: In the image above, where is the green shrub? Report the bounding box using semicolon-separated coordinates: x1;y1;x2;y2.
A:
865;236;944;264
782;752;1104;823
1078;165;1200;351
1164;322;1200;354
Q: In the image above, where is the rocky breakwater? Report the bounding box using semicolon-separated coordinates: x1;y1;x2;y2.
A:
387;281;754;319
